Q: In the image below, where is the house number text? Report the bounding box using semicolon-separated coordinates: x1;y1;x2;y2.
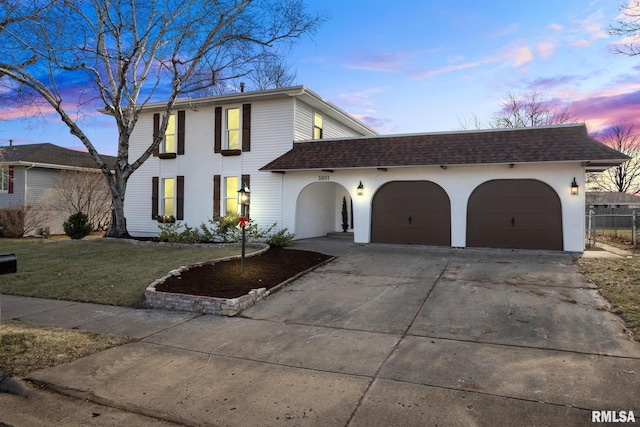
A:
318;175;330;181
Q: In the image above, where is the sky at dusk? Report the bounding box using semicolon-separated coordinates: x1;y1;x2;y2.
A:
1;0;638;156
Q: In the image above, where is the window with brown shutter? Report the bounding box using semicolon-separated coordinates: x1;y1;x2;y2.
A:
177;111;185;155
214;107;222;153
242;103;251;152
151;176;159;219
153;114;160;156
213;175;221;218
176;176;184;220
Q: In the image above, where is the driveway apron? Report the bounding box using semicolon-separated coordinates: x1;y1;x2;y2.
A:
24;243;640;426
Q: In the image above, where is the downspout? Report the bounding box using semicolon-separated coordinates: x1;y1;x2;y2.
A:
24;164;35;206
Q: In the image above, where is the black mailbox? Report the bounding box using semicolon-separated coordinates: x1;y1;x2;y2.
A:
0;253;17;275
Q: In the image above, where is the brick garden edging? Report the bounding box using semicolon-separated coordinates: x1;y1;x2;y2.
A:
144;244;336;316
144;242;270;316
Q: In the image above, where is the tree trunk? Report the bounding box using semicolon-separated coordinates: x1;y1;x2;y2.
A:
104;169;131;238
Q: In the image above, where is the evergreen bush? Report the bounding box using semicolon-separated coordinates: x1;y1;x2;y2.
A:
63;212;93;240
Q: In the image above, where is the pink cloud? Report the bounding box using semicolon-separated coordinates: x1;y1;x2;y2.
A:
351;114;392;132
527;75;585;90
571;40;591;47
412;60;484;79
567;90;640;131
548;23;563;32
509;46;534;66
413;45;534;79
331;87;384;108
536;42;556;58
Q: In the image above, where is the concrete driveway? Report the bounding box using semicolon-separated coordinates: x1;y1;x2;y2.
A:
11;241;640;426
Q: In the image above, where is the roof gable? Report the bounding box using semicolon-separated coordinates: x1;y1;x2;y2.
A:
261;124;629;172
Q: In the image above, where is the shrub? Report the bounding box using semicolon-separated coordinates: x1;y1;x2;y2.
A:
158;222;202;244
156;215;290;245
0;208;25;238
63;212;93;240
267;228;295;247
0;204;49;238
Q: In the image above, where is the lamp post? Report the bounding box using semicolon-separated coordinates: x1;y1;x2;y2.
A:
237;183;250;273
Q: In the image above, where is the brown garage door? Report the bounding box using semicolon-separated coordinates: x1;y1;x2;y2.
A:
371;181;451;245
466;179;563;250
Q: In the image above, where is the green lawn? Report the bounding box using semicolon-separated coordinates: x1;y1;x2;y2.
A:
0;238;256;307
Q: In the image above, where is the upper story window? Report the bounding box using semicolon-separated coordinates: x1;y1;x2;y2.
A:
163;114;176;153
313;112;323;140
153;111;184;158
0;167;8;192
226;107;240;150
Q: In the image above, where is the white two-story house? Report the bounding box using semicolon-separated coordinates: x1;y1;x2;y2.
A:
125;86;377;238
126;86;629;252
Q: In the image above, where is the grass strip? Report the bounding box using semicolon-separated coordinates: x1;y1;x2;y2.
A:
0;320;134;377
577;256;640;341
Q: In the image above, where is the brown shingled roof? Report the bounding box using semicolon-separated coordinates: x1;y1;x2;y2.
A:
261;124;629;172
1;143;116;170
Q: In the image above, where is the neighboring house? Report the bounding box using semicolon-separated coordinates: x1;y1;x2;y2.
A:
126;86;629;252
0;143;115;235
586;191;640;210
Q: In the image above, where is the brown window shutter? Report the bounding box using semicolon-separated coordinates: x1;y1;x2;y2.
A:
151;177;159;219
153;113;160;156
8;166;14;194
242;103;251;152
214;107;222;153
177;110;185;155
213;175;221;218
176;176;184;220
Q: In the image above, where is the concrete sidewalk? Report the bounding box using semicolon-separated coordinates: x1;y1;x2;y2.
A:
1;239;640;426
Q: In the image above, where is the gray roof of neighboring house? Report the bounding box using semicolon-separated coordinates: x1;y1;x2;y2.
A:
261;124;630;173
586;191;640;205
1;143;116;170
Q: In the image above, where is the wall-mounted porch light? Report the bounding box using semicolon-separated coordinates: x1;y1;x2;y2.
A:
571;177;579;196
357;181;364;196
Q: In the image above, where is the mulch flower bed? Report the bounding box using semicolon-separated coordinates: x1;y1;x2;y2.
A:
155;247;332;299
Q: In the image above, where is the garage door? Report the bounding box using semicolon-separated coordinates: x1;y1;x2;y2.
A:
466;179;563;250
371;181;451;245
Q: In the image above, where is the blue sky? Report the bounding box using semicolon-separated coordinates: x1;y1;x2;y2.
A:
1;0;637;155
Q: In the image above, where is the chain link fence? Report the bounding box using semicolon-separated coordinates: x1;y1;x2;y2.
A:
586;208;638;249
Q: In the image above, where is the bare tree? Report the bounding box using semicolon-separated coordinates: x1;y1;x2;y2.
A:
608;1;640;56
0;0;323;237
248;54;297;90
489;91;577;128
589;123;640;194
457;90;578;130
54;170;112;231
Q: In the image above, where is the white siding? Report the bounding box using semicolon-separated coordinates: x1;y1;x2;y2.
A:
294;100;313;140
280;163;588;252
125;117;160;236
125;91;376;238
243;99;295;230
294;100;368;141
